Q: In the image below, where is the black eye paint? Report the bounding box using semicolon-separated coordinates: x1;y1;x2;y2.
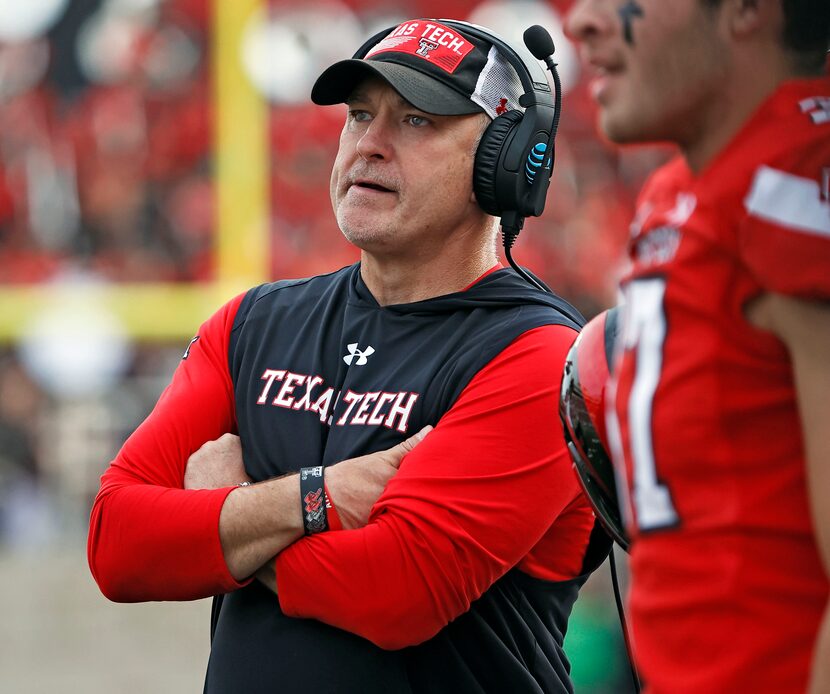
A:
618;0;644;45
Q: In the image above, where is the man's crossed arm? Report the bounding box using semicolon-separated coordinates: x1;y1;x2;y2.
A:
183;428;431;582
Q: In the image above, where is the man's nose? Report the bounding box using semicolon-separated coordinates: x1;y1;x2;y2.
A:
564;0;614;43
356;117;394;162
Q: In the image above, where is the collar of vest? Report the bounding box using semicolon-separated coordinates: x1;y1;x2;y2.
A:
351;263;584;327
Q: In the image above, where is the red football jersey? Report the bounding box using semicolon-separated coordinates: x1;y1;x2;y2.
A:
610;78;830;693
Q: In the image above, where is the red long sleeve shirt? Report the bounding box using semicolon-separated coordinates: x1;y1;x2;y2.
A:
88;271;594;650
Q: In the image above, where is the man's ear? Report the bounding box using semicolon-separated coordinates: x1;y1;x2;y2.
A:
725;0;781;41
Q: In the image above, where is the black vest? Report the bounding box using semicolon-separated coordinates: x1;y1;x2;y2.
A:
205;264;604;694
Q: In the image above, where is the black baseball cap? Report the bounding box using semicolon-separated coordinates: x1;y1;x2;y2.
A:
311;19;524;119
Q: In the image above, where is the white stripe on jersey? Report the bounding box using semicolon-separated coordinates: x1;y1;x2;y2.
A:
744;165;830;238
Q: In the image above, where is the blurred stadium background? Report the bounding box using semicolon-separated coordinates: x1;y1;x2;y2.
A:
0;0;666;691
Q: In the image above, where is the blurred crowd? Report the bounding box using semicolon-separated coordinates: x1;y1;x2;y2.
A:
0;0;672;288
0;0;214;284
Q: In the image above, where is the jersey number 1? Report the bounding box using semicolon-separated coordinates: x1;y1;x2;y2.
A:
622;278;679;531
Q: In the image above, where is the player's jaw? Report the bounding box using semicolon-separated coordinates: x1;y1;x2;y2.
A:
588;59;661;146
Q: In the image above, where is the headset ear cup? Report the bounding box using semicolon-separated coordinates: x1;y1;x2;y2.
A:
473;109;524;216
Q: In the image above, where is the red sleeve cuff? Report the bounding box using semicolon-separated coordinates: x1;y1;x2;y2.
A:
324;482;343;532
215;486;256;591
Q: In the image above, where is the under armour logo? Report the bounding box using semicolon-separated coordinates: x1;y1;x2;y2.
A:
417;39;439;57
495;98;509;115
343;342;375;366
799;96;830;125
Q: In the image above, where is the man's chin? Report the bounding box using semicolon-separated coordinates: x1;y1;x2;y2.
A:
599;119;644;145
599;109;663;146
339;224;391;253
599;112;634;144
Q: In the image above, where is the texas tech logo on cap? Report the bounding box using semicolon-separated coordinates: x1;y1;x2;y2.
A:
365;20;475;74
417;38;439;57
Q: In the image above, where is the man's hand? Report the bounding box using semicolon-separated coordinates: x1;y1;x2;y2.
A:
253;425;432;596
326;425;432;529
184;433;251;490
184;426;430;582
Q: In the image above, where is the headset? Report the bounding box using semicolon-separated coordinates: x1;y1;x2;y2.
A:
352;20;563;293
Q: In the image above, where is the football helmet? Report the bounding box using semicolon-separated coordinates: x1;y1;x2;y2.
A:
559;306;630;551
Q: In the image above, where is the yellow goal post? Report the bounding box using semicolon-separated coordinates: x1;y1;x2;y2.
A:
0;0;268;344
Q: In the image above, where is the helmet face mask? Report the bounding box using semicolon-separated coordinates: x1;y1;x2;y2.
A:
559;307;630;551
